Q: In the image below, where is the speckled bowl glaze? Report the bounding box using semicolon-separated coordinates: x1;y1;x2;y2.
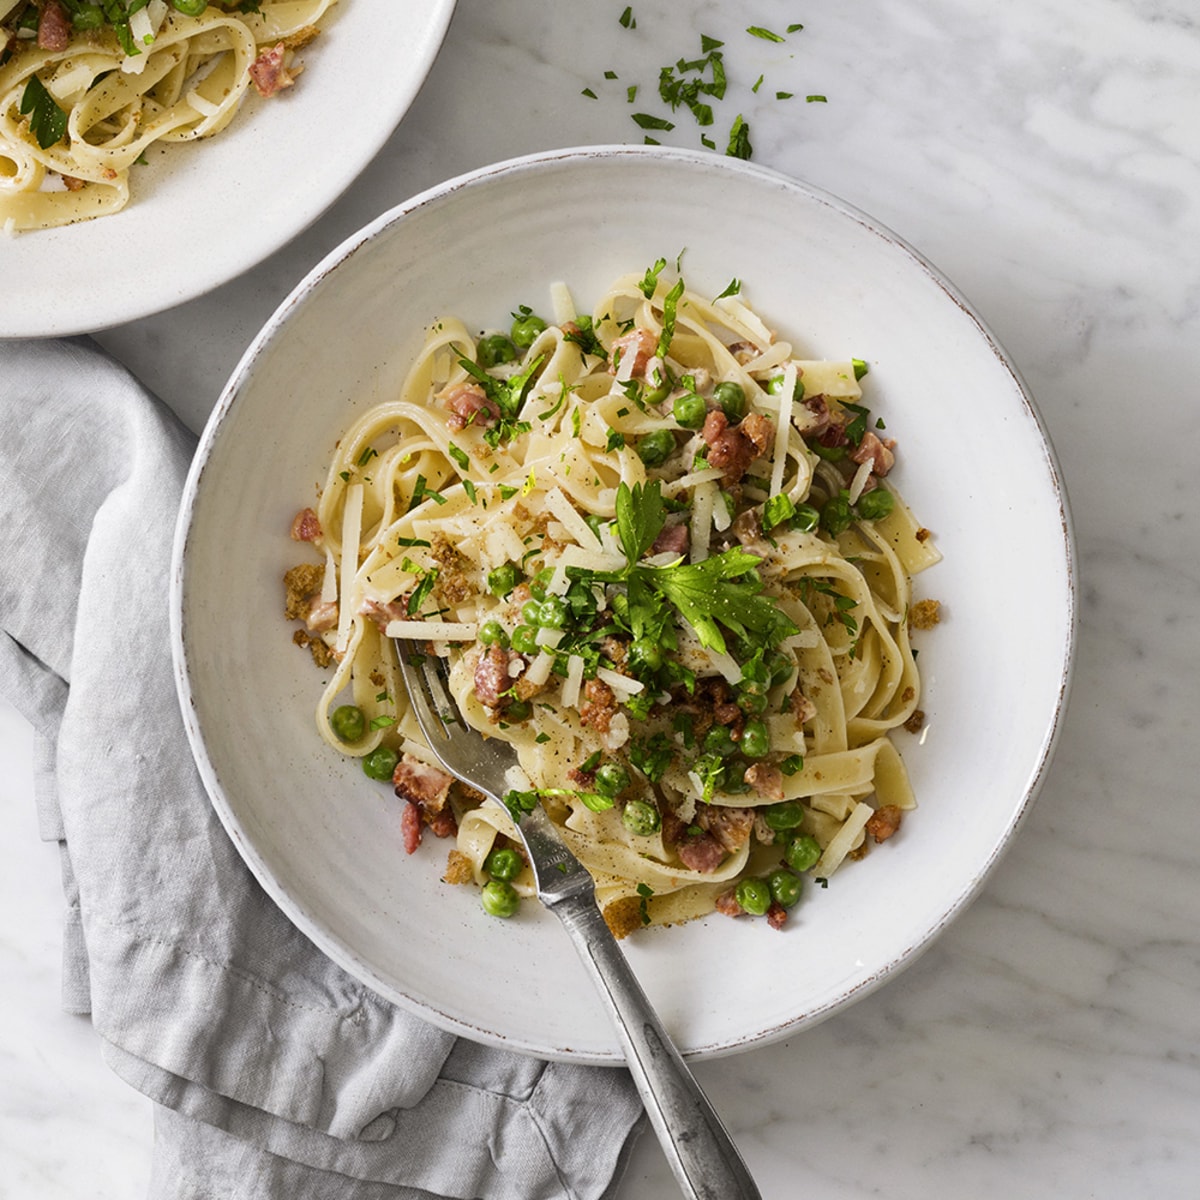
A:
171;146;1076;1063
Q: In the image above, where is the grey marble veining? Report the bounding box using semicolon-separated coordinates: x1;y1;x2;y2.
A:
4;0;1200;1195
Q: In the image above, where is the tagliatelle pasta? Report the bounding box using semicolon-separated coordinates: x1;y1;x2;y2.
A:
0;0;336;232
284;266;942;936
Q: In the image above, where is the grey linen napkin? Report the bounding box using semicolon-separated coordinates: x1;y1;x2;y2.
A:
0;338;644;1200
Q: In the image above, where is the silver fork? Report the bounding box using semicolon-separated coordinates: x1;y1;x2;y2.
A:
395;642;762;1200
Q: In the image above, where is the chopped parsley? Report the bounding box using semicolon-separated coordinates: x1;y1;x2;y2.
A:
19;76;67;149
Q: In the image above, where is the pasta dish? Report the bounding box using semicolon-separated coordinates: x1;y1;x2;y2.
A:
284;264;942;935
0;0;336;231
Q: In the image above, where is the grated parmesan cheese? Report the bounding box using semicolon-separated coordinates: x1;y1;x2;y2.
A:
597;667;644;695
562;654;585;708
335;484;363;654
384;619;479;640
522;649;558;687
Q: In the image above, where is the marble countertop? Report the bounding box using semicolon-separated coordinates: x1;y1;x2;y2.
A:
4;0;1199;1195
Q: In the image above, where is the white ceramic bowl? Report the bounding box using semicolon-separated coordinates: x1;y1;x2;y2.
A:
0;0;455;338
172;146;1076;1063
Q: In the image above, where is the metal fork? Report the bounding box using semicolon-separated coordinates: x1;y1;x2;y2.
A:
395;642;762;1200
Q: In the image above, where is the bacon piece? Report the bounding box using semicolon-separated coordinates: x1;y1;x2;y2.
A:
426;807;459;839
766;901;788;930
400;800;422;854
472;645;512;709
726;341;758;366
850;430;896;477
714;888;743;917
290;507;322;542
651;521;688;557
701;409;774;485
676;833;727;874
795;393;834;435
865;804;903;843
695;803;756;853
37;0;71;50
392;753;454;814
579;677;616;734
743;762;784;801
248;42;296;99
442;382;500;433
607;328;658;380
305;599;338;634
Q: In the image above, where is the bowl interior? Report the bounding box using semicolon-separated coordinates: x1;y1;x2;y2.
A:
174;147;1075;1062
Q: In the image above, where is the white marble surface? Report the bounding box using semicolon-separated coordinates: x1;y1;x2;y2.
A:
4;0;1200;1196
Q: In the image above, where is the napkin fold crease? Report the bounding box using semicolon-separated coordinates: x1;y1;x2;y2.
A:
0;339;643;1200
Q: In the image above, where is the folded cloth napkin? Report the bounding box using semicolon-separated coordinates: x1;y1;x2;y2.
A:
0;338;644;1200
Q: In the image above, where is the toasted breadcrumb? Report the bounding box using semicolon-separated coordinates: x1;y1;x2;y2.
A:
602;896;645;940
443;850;476;886
909;598;941;630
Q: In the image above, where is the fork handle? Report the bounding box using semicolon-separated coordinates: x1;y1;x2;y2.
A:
550;894;762;1200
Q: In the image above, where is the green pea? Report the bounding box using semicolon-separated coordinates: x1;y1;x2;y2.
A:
672;392;707;429
622;799;661;836
735;877;771;916
478;620;508;647
521;599;544;626
768;868;803;909
362;745;399;782
637;429;676;467
820;493;854;536
484;847;523;881
739;718;770;759
476;333;516;368
511;311;547;349
713;381;746;420
487;562;519;597
595;762;631;798
784;833;822;872
628;637;663;674
504;699;532;723
584;513;607;539
330;704;365;743
510;624;539;655
763;800;805;831
855;487;895;521
791;502;820;533
736;687;769;715
480;879;520;918
172;0;208;15
703;724;737;758
538;596;569;629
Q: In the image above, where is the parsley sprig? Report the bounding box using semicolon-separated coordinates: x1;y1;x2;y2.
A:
570;481;799;656
458;353;545;447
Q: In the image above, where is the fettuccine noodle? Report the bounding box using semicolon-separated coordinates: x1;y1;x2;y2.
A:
284;266;942;936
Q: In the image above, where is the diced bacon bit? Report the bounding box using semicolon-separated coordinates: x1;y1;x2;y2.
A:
473;645;513;709
305;599;338;634
441;382;501;433
695;803;756;853
909;598;942;630
426;806;459;840
866;804;903;843
903;708;926;734
579;677;617;733
359;597;409;633
663;811;727;874
731;507;764;548
651;521;689;557
290;507;322;542
62;175;86;192
743;762;784;801
701;409;775;485
726;341;758;365
671;675;743;742
567;763;597;789
392;753;454;814
789;690;817;728
766;900;788;931
248;42;297;99
714;888;743;917
599;635;630;673
37;0;71;50
400;800;422;854
850;430;897;477
607;328;658;379
915;527;933;543
795;393;834;435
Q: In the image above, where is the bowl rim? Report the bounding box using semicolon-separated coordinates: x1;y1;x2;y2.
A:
171;144;1078;1061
